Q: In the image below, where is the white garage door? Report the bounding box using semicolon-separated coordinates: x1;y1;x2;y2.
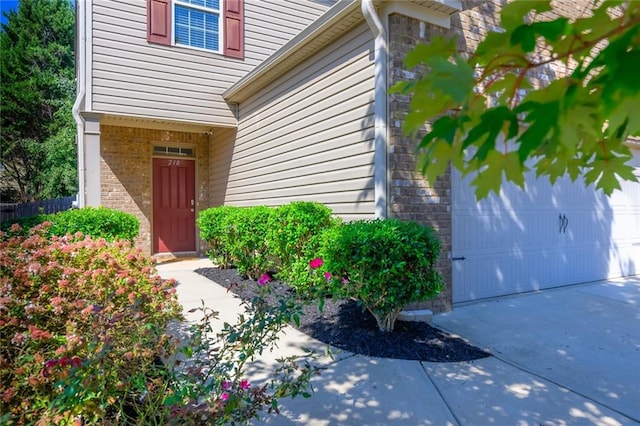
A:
451;151;640;303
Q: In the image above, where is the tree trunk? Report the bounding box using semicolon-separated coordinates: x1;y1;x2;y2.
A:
372;309;401;333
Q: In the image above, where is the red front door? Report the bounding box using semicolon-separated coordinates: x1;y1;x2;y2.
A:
153;158;196;253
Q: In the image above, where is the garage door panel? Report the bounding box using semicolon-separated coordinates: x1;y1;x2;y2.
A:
454;211;560;253
452;151;640;303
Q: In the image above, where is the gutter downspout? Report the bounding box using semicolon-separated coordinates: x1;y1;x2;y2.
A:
72;0;86;208
362;0;388;219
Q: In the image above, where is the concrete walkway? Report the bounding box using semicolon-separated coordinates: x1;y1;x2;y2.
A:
156;258;640;426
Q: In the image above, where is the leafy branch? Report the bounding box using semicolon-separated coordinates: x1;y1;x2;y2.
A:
393;0;640;199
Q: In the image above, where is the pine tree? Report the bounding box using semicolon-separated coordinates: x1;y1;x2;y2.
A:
1;0;76;202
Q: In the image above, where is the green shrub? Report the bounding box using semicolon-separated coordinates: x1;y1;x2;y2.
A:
47;207;139;242
281;224;340;296
226;206;274;279
317;219;444;332
1;207;139;242
198;206;242;268
267;202;338;284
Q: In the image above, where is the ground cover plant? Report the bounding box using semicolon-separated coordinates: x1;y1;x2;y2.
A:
0;223;319;425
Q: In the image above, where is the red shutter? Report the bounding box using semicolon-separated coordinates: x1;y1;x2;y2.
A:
147;0;171;45
224;0;244;59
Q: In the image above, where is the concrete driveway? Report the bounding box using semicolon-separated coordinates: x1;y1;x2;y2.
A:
431;276;640;424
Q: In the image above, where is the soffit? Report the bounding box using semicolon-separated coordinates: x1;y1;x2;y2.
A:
99;114;234;133
412;0;462;15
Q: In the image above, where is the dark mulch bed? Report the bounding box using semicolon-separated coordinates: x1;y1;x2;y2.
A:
194;267;490;363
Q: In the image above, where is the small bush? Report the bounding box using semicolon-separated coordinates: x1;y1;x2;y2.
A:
226;206;274;279
197;205;241;268
317;219;444;332
47;207;139;242
267;202;338;284
281;223;341;296
1;207;139;242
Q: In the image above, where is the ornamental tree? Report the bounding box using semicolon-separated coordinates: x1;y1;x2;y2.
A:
394;0;640;199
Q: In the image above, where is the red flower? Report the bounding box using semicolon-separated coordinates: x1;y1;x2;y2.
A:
239;380;250;390
258;273;272;286
309;258;323;269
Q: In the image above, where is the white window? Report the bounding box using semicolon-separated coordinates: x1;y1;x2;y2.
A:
173;0;221;52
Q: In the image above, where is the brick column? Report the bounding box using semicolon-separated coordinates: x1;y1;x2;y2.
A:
387;13;452;313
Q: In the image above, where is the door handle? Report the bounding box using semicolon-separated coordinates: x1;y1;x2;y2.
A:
559;213;568;234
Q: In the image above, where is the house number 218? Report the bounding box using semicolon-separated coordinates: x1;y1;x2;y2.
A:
168;160;181;166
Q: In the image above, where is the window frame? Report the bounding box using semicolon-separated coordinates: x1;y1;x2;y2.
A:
172;0;223;53
147;0;243;59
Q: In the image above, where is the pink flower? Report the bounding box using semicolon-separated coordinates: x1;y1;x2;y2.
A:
324;272;332;281
28;325;52;340
258;273;272;286
239;380;250;390
220;392;229;401
309;257;323;269
342;277;349;285
221;380;232;390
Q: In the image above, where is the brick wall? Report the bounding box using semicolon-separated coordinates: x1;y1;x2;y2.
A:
388;13;452;313
100;125;211;255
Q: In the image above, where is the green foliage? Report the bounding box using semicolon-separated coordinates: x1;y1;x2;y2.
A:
317;219;444;333
0;225;319;424
197;205;242;268
280;225;340;296
1;207;140;243
393;0;640;199
0;0;76;202
39;95;78;199
198;202;340;284
267;202;339;284
226;206;274;279
46;207;139;242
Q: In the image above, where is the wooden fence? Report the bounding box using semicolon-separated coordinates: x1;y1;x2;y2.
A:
0;195;76;222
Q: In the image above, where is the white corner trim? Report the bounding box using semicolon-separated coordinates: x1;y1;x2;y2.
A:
85;0;93;112
362;0;389;219
73;0;87;207
383;2;452;29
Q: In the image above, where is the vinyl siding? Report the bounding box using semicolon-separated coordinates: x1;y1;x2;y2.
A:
209;126;237;207
90;0;331;125
225;22;376;220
